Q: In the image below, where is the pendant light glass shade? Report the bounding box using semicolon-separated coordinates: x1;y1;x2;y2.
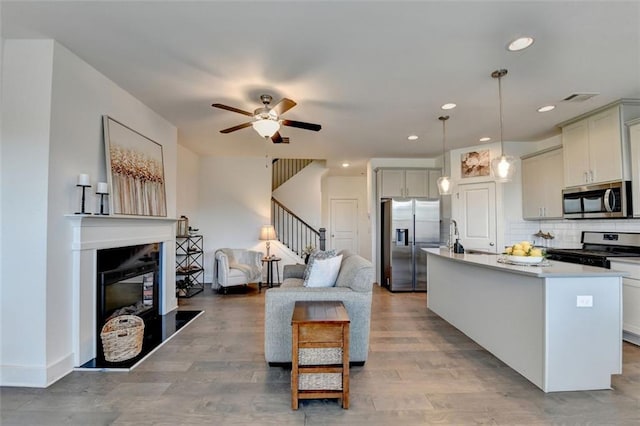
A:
489;68;516;182
437;115;452;195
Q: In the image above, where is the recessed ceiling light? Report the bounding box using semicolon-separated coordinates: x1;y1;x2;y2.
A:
407;135;419;141
342;162;350;168
441;103;457;110
537;105;556;113
479;137;491;142
508;36;534;52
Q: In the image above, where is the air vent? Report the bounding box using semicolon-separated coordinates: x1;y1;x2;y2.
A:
563;93;599;102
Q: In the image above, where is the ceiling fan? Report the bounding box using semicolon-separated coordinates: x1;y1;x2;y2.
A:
212;94;321;143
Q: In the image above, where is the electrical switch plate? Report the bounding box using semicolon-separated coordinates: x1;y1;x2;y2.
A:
576;295;593;307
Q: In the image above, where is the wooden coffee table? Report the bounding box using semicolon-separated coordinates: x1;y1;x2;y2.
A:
291;301;350;409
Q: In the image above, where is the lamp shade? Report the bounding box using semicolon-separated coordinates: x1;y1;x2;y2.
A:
437;176;452;195
252;119;280;138
259;225;277;241
491;154;516;182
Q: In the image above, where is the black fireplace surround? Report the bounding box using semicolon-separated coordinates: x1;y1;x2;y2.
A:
96;243;160;365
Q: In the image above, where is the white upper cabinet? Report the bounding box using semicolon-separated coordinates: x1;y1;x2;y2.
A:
521;147;564;220
379;168;441;198
404;170;428;197
562;101;640;187
629;119;640;217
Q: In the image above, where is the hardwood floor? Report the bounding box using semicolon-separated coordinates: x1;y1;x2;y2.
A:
2;285;639;425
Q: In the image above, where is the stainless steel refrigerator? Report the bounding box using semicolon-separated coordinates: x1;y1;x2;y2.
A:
381;198;441;292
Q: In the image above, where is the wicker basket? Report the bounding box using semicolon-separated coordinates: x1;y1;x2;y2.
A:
299;373;343;390
100;315;145;362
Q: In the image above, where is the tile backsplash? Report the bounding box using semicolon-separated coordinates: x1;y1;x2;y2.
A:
506;218;640;249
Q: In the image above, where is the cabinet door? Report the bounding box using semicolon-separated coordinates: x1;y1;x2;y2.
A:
404;169;428;197
630;123;640;216
380;169;404;197
542;148;564;219
588;106;622;184
522;155;545;219
428;169;442;199
562;119;590;187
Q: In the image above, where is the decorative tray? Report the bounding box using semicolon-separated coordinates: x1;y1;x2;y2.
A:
498;256;551;267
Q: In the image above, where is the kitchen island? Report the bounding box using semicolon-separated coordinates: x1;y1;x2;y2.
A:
424;248;625;392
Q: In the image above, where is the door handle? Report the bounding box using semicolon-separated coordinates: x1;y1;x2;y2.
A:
489;242;495;246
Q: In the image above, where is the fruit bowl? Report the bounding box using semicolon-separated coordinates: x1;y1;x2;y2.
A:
504;255;545;264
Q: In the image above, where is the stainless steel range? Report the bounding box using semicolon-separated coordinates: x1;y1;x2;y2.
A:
546;231;640;269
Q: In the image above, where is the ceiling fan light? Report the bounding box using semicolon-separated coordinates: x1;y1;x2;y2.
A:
437;176;452;195
252;119;280;138
491;155;516;182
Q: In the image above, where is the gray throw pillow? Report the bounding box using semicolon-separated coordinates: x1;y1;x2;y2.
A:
303;249;337;281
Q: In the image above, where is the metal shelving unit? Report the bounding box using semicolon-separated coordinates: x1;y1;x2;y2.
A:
176;235;204;298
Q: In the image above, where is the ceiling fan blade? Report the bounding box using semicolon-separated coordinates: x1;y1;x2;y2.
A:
270;132;290;144
272;98;297;116
271;132;283;144
212;103;254;117
282;119;321;132
220;122;253;133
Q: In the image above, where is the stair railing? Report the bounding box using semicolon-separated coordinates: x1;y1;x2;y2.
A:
272;158;314;191
271;197;325;257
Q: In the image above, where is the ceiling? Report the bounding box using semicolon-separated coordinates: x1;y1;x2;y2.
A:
3;1;640;174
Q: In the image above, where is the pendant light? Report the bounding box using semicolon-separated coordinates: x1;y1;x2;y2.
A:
490;69;516;182
436;115;452;195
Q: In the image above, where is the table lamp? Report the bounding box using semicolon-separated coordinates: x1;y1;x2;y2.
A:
259;225;277;258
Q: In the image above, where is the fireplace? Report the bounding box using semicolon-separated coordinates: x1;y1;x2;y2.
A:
68;215;179;369
96;243;161;364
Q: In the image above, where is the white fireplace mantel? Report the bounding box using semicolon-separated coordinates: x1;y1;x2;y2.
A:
67;215;177;366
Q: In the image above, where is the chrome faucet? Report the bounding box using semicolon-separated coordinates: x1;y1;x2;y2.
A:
449;219;459;250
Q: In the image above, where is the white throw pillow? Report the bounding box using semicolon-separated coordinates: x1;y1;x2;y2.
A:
303;249;337;281
304;255;343;288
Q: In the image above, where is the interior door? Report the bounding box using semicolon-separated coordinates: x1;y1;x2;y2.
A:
456;182;497;252
330;199;358;253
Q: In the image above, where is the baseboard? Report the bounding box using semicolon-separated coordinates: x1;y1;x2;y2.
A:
0;352;73;388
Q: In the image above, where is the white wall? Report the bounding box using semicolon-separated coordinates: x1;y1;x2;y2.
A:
323;175;372;260
197;156;273;283
272;160;326;230
1;40;54;385
177;144;201;223
1;40;178;387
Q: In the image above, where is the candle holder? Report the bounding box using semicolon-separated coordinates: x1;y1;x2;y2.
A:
75;184;91;214
95;191;109;215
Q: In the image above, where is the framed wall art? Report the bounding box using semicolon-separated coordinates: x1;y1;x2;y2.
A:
460;149;490;178
103;116;167;217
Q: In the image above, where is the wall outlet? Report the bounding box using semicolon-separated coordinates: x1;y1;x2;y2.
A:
576;295;593;308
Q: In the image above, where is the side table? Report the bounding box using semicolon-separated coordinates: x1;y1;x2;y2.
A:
291;301;350;410
260;256;281;292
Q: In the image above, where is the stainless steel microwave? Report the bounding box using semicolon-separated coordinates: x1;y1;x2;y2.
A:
562;181;632;219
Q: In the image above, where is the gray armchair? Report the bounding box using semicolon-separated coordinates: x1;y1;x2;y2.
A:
214;248;263;293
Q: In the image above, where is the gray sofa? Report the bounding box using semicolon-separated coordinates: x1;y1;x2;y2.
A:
264;251;374;365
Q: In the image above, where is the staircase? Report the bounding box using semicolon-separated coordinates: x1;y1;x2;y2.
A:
272;158;314;191
271;197;325;256
270;158;326;256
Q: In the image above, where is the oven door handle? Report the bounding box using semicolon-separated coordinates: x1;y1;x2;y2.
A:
604;189;615;212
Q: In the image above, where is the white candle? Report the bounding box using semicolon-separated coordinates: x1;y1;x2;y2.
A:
78;174;90;186
97;182;108;194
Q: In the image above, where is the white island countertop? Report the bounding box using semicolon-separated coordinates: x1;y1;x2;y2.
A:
425;247;624;392
423;247;628;278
